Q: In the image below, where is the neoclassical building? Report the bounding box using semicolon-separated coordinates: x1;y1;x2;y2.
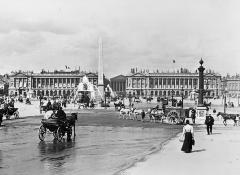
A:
222;75;240;97
8;70;100;97
110;75;126;96
126;69;222;98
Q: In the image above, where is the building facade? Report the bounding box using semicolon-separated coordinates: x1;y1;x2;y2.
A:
0;74;9;96
110;75;126;96
222;75;240;97
8;70;100;97
126;69;222;98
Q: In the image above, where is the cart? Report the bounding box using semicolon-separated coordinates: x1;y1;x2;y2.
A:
38;113;77;142
165;107;191;124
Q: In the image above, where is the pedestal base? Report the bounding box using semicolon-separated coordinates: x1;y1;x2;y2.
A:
196;106;207;118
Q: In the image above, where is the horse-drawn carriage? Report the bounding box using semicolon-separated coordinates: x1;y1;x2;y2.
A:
148;108;165;122
164;107;191;124
0;107;20;120
147;105;191;124
38;113;77;142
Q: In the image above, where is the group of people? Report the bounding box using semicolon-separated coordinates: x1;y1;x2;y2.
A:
0;98;17;126
41;98;68;112
44;106;67;121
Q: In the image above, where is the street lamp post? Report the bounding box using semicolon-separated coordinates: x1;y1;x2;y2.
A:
206;81;209;103
181;86;184;108
224;93;227;113
171;89;174;106
39;92;42;114
223;87;228;113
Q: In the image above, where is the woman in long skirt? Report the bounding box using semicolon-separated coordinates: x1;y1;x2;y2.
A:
181;120;194;153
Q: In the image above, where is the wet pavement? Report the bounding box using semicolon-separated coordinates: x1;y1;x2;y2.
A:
0;111;181;175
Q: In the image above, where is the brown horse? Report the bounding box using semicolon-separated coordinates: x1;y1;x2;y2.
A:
217;112;238;126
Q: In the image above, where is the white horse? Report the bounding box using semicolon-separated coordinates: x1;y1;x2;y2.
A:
149;108;165;123
131;108;143;120
119;108;131;119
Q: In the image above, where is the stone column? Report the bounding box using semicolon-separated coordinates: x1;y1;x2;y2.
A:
196;59;207;119
198;59;205;106
118;82;120;92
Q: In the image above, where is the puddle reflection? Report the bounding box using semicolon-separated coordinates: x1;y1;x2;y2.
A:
38;139;77;173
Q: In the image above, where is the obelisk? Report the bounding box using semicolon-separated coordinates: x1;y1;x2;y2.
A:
98;37;104;100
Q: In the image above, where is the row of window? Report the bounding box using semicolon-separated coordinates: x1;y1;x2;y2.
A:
12;78;97;88
129;78;199;88
132;90;216;97
227;83;240;90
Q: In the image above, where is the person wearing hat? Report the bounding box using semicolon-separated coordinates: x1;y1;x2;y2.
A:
181;120;194;153
205;113;214;135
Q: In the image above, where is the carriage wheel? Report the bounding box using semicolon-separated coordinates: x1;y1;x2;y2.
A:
56;127;64;142
14;112;20;119
167;111;179;124
38;125;46;141
5;114;10;120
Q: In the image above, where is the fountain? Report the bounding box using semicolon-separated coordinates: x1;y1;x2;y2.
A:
74;76;103;103
106;84;115;98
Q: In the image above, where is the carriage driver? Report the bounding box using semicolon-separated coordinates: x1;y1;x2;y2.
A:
55;107;67;121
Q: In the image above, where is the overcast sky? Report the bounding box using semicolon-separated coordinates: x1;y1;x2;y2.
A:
0;0;240;77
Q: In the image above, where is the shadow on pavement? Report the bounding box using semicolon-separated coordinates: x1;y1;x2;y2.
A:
192;149;206;153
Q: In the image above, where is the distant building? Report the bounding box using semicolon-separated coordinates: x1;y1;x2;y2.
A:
110;75;126;96
8;70;108;97
126;68;221;98
222;74;240;97
0;74;9;96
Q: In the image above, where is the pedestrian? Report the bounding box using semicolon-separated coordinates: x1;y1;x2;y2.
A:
191;109;196;124
205;113;214;135
181;120;194;153
235;114;239;126
141;110;145;122
162;104;166;114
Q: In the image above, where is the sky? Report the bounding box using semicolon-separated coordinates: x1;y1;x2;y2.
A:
0;0;240;78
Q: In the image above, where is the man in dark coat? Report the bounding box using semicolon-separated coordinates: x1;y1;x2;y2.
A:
205;114;214;135
191;109;196;124
56;107;66;121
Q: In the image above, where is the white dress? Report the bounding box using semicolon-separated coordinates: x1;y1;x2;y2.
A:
183;124;194;136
